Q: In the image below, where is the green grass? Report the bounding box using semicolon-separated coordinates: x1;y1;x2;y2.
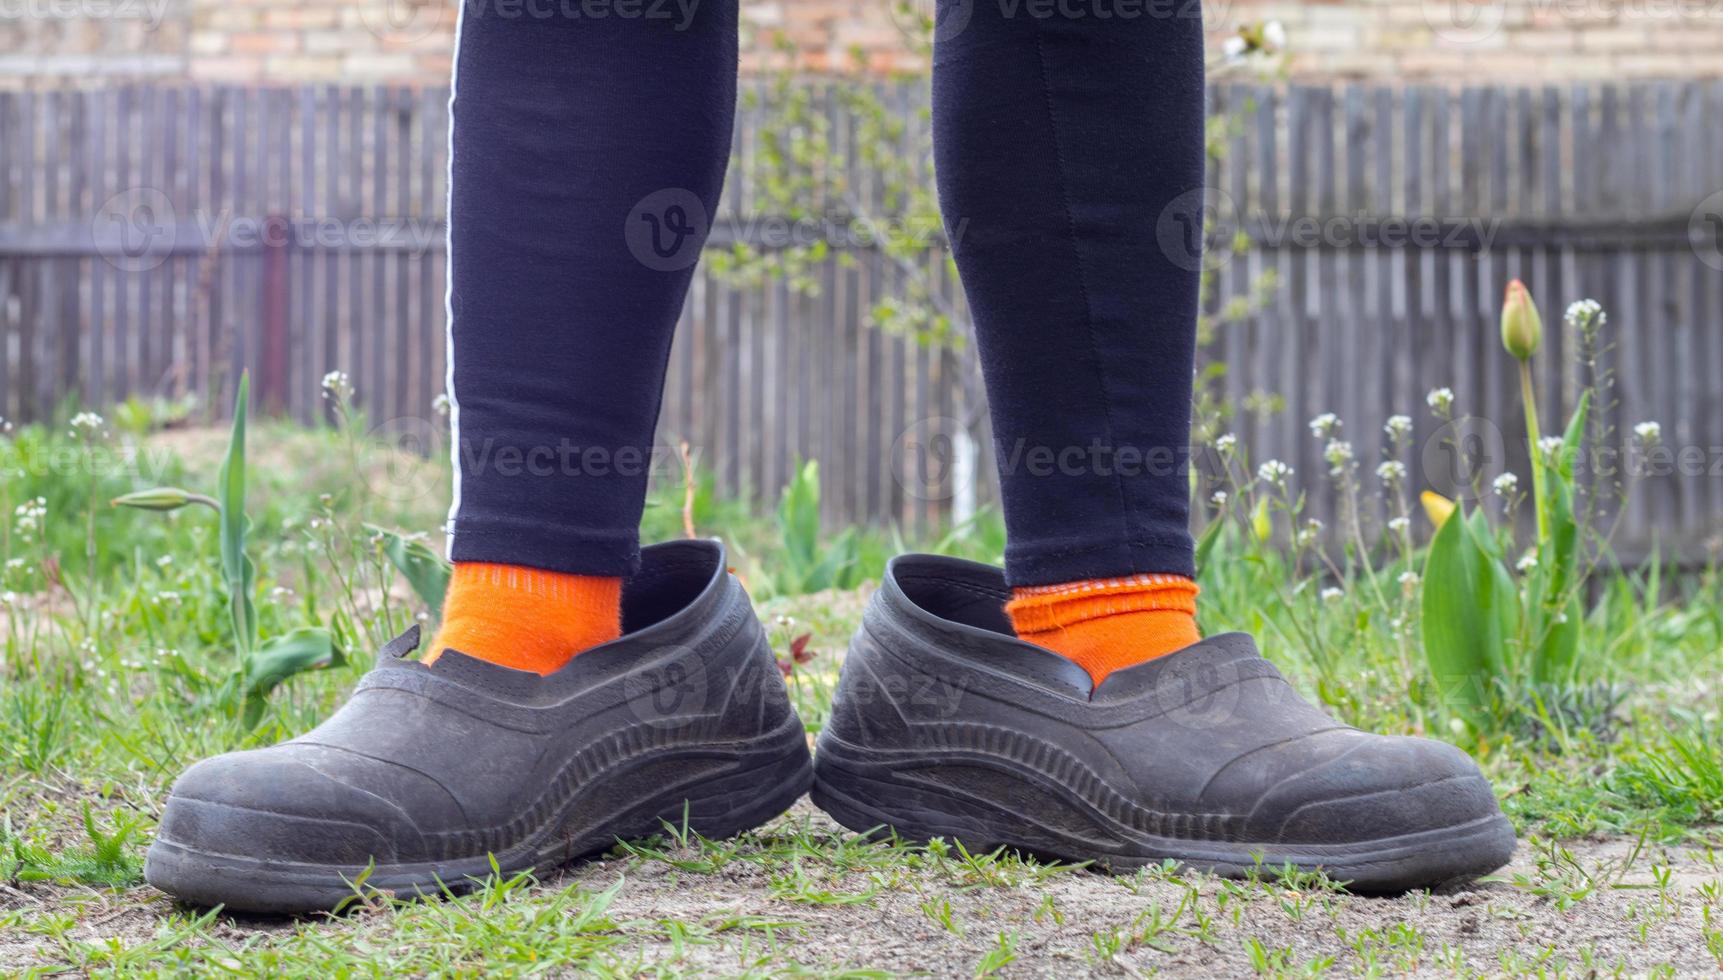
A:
0;411;1720;977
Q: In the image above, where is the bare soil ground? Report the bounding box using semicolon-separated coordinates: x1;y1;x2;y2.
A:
4;804;1719;977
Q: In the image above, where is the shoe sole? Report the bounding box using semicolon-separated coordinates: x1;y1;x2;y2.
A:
145;717;813;914
810;733;1516;893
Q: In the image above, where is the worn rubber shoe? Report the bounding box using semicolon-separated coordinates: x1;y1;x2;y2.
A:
146;540;812;913
811;554;1516;892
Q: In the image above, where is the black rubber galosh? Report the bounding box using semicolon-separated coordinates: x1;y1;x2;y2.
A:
145;539;812;914
812;554;1516;892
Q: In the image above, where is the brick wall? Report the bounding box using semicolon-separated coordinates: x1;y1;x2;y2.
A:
1224;0;1723;80
1;0;1720;87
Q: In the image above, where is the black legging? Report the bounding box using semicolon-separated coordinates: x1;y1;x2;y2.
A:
445;0;1206;587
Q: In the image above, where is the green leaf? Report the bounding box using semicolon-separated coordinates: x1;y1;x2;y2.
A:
1528;392;1591;686
809;526;860;592
369;525;453;617
241;627;345;729
1194;515;1226;571
767;459;864;595
1555;390;1592;481
1422;503;1519;725
1466;506;1506;562
777;459;823;574
218;373;257;655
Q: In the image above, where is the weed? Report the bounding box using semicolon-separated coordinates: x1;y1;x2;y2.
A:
0;805;143;888
973;931;1017;977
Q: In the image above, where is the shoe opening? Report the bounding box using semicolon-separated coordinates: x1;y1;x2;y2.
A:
623;539;722;633
889;555;1015;637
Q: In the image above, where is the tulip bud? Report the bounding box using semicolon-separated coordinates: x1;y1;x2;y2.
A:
1420;490;1456;530
111;487;219;512
1251;496;1273;542
1500;279;1543;362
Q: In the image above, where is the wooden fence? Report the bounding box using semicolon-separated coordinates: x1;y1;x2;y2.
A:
1;81;1721;555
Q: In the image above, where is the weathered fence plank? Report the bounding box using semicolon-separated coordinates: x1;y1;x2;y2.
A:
0;81;1720;560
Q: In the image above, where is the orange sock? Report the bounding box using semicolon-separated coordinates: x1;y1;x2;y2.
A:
1005;574;1200;686
424;562;622;675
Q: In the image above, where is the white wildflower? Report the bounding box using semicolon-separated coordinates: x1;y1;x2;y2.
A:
1376;460;1407;483
1384;415;1413;439
13;498;46;538
0;591;15;606
1262;19;1287;49
321;370;355;403
1426;387;1455;413
1214;433;1238;455
156;555;174;569
1210;490;1228;507
1308;413;1341;438
1296;518;1323;546
70;411;106;439
1493;473;1519;497
1321;587;1345;604
1537;435;1564;463
433;393;452;417
1323;439;1354;474
1564;299;1605;328
1222;35;1248;61
1398;571;1421;598
1633;421;1662;445
1516;553;1539;573
1257;459;1292;485
1387;516;1410;534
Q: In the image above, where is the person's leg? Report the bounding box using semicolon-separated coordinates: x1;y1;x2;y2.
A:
814;8;1514;888
146;3;820;912
432;0;737;672
812;6;1514;889
931;0;1207;683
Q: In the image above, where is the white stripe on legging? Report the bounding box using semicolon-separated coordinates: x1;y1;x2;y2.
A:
442;0;466;558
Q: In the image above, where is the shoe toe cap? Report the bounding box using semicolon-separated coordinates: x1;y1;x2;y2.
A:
1252;734;1506;846
153;746;430;866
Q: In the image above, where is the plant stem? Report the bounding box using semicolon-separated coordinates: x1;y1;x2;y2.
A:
86;466;100;637
1520;359;1549;542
